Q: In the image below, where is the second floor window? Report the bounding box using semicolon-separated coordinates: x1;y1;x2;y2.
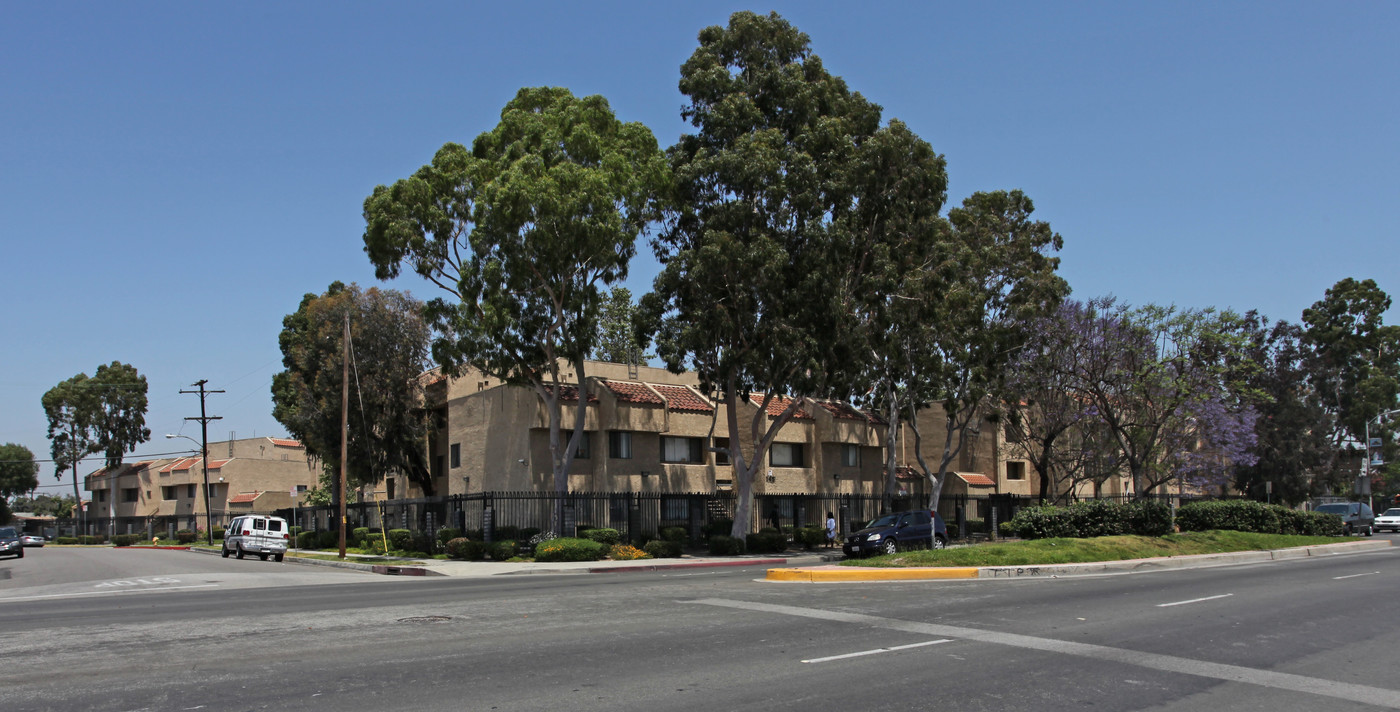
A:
770;442;803;467
661;436;703;464
609;431;632;459
450;443;461;468
841;444;859;467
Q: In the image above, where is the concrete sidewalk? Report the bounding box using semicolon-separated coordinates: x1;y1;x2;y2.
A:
766;539;1394;582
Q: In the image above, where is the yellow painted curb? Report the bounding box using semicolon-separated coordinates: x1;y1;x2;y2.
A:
767;566;980;582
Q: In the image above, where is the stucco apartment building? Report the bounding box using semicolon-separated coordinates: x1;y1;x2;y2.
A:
395;360;1022;510
85;437;316;535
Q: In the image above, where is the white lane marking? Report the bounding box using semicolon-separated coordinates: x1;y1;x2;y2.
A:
1332;572;1379;580
0;584;218;603
1157;593;1234;608
803;638;952;663
687;598;1400;709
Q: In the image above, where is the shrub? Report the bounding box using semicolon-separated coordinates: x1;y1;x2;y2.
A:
353;527;370;547
387;529;413;551
1176;500;1280;534
212;526;225;541
495;525;523;541
407;531;435;556
1005;505;1077;540
296;531;318;549
634;531;657;547
745;530;788;554
1122;500;1174;537
609;544;652;560
1275;507;1344;536
1007;499;1178;540
533;537;607;562
708;535;746;556
703;519;733;538
112;534;140;547
660;526;688;543
437;528;462;546
583;528;621;546
317;530;339;549
56;536;79;545
364;538;387;555
794;526;826;550
643;539;682;558
175;529;197;544
445;537;483;561
489;540;518;561
80;534;107;545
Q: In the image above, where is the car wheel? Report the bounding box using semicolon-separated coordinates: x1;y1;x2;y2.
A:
259;553;269;561
274;553;284;562
1365;526;1374;537
221;546;230;559
933;535;947;550
235;544;245;560
1343;524;1353;536
17;547;23;559
882;538;898;556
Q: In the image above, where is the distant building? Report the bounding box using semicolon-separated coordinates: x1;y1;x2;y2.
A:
84;437;316;535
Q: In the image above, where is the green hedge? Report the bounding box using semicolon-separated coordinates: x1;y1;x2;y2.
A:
1176;500;1341;535
56;536;79;545
80;534;107;545
112;534;140;547
489;540;518;561
794;526;826;550
296;531;318;549
643;539;682;558
660;526;688;543
708;535;746;556
1006;500;1173;540
437;528;462;545
533;537;607;562
387;529;413;551
175;529;197;544
353;527;370;547
582;528;621;546
316;530;339;549
445;537;482;561
745;530;787;554
212;526;225;541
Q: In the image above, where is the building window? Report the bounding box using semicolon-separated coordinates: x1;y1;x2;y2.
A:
162;486;175;500
122;488;139;503
573;433;590;459
297;485;308;493
187;484;196;499
609;431;633;459
770;443;803;467
1006;461;1026;481
450;443;461;469
661;436;703;464
207;483;219;498
714;437;730;466
96;490;106;503
387;478;396;501
841;444;859;467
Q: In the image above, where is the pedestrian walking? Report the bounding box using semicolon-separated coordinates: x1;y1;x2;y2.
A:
825;511;836;548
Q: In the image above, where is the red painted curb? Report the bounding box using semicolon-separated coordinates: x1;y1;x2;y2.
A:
114;546;192;551
587;558;788;573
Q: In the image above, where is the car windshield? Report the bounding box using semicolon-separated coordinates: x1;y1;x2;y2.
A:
865;514;900;529
1384;509;1400;517
1315;504;1352;514
0;527;17;537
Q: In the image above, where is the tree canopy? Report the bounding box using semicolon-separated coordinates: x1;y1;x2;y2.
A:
363;86;668;513
0;443;40;500
272;282;433;495
42;362;150;511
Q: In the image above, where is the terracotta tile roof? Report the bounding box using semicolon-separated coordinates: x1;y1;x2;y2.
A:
895;466;922;481
159;457;201;474
817;401;884;424
545;384;598;403
750;394;813;420
650;384;712;413
954;472;996;487
229;491;261;504
602;380;664;405
268;438;301;448
205;458;233;470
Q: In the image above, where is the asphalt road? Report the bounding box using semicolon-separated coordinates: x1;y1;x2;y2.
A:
2;542;1399;712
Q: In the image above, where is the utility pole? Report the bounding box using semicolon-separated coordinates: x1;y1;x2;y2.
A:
180;380;223;545
339;314;350;559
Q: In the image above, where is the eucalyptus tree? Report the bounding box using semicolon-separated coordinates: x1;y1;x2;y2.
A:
271;282;433;495
591;287;652;364
1301;278;1400;486
900;190;1068;513
643;11;883;536
42;362;151;520
364;87;667;518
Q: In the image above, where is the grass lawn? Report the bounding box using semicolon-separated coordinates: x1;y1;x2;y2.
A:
841;530;1348;568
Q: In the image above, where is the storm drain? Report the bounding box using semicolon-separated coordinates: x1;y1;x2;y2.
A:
398;615;454;624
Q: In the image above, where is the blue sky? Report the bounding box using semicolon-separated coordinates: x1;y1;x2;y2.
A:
3;1;1397;492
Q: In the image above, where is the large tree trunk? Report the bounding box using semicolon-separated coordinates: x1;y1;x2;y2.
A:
882;380;901;514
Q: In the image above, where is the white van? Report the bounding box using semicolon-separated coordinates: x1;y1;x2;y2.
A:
221;515;289;561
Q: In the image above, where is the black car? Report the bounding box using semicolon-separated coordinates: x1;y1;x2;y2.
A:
844;510;948;557
1314;502;1375;536
0;526;23;559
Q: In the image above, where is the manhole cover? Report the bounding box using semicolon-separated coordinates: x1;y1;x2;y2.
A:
398;615;453;623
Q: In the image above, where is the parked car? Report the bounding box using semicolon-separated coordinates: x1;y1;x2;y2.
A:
221;515;289;561
20;534;45;547
0;526;23;559
1374;508;1400;534
844;510;948;557
1313;502;1375;536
